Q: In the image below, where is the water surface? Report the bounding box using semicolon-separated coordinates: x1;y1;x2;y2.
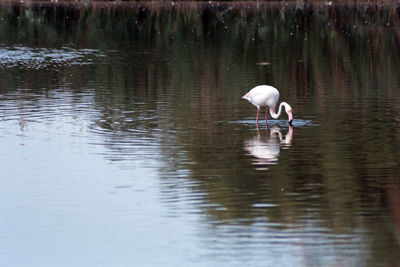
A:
0;2;400;266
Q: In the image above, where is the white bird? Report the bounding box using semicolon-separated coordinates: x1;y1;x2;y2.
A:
242;85;293;126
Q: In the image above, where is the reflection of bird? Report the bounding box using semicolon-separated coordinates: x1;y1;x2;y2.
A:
245;134;280;165
244;126;293;169
242;85;293;126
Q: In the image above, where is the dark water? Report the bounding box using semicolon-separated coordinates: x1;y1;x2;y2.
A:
1;2;400;266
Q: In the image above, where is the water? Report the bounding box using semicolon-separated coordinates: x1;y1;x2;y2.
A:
1;1;400;266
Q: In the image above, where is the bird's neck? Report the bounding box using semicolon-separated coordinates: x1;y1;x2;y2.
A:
269;102;289;119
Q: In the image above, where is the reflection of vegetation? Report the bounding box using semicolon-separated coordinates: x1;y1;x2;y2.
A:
1;2;400;263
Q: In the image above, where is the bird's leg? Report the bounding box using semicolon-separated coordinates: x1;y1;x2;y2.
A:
265;107;269;128
256;108;260;126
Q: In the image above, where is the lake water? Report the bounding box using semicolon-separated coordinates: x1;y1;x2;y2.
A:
1;1;400;266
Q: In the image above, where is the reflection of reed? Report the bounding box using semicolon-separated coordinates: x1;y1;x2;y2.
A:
386;186;400;245
1;2;398;153
1;1;399;109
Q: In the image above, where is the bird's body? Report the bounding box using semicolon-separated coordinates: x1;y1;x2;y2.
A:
242;85;293;126
243;85;280;109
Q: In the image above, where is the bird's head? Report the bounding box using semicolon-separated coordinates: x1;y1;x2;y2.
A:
288;111;293;125
283;103;293;125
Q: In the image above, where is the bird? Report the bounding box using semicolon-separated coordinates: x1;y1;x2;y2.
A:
242;85;293;126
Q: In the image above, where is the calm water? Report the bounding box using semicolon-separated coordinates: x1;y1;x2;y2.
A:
1;2;400;266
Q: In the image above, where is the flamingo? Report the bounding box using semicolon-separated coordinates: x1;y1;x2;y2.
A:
242;85;293;126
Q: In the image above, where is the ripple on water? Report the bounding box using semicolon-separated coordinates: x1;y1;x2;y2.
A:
86;113;163;169
0;45;105;70
228;118;318;127
0;89;95;121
